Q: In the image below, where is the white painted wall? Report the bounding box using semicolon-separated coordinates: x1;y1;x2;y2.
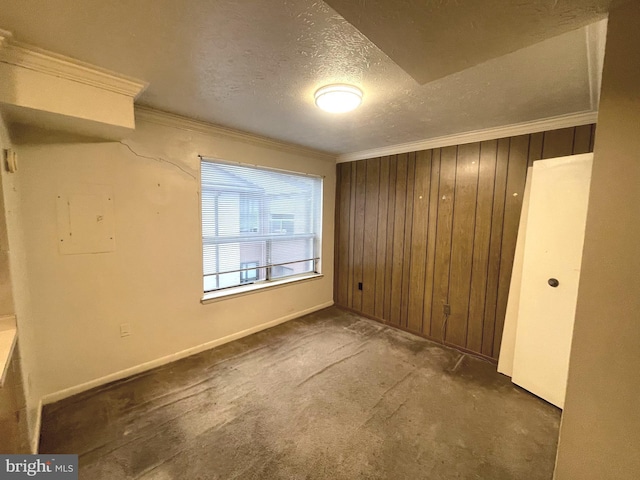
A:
554;2;640;478
10;114;335;405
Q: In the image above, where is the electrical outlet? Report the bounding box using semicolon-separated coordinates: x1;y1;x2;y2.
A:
443;304;451;315
120;323;131;337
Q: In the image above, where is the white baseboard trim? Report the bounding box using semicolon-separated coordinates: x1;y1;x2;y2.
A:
41;301;334;406
30;399;42;454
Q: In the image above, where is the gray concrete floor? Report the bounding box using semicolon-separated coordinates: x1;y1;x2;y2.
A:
40;307;561;479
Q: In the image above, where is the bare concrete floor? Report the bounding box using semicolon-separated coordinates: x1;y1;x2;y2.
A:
40;307;561;479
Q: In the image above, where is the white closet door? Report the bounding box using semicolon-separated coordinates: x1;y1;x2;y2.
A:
512;153;593;408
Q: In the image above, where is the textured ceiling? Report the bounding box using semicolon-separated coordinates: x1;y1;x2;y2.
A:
324;0;611;85
0;0;608;155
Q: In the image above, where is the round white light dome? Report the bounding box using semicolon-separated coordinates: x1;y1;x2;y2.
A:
314;84;363;113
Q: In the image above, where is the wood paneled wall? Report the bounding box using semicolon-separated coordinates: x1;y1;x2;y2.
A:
334;125;596;360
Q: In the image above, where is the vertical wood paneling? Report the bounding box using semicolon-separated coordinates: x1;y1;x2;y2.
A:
374;157;390;318
466;140;498;353
493;135;529;357
423;149;441;335
334;164;341;303
430;146;457;340
336;163;351;306
573;125;593;154
407;150;431;333
447;143;480;346
400;153;416;328
528;132;544;166
352;160;367;310
390;154;408;326
361;158;380;316
334;125;596;359
481;137;509;357
542;127;575;159
383;156;397;321
347;162;356;308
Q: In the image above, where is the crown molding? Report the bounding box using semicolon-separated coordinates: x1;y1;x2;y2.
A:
0;34;147;98
135;106;337;163
337;110;599;163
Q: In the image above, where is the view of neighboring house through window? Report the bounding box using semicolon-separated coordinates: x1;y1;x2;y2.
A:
201;159;322;293
239;261;259;283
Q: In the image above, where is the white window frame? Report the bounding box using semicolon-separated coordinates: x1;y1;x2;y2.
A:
199;157;323;303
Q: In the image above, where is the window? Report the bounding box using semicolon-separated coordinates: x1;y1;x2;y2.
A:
240;261;259;283
240;195;259;233
269;214;294;234
201;158;322;294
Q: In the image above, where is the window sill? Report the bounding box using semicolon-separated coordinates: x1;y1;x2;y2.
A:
201;273;324;304
0;315;17;388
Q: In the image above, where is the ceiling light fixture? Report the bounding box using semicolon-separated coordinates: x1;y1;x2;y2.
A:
314;84;363;113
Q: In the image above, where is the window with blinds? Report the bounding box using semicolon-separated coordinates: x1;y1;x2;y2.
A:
201;158;322;293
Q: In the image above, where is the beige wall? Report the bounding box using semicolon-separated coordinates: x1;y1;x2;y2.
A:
11;114;335;405
555;2;640;478
0;122;14;316
0;114;39;450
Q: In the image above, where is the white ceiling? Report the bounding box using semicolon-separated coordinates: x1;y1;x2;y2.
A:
0;0;611;156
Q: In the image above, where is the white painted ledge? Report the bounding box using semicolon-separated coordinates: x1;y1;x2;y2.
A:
0;315;17;387
201;273;324;304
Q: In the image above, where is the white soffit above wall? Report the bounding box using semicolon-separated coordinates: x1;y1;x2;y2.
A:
0;32;147;139
0;1;608;155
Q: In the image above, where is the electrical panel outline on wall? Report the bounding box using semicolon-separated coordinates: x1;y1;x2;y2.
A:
56;184;115;255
